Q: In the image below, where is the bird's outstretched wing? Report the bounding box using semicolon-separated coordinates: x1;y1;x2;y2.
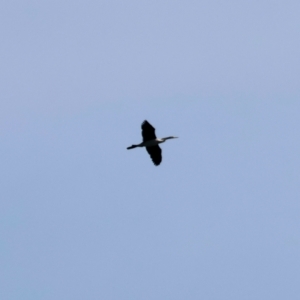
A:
146;145;162;166
142;120;156;142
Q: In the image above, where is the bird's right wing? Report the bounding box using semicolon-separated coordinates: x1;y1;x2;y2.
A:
141;120;156;142
146;145;162;166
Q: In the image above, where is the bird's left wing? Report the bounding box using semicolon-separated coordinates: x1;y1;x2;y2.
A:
146;145;162;166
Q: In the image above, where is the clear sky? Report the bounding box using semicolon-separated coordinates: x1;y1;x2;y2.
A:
1;1;300;299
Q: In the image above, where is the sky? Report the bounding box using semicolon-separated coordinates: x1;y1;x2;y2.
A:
1;1;300;299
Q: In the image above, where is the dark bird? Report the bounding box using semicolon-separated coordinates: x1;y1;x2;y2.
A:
127;120;178;166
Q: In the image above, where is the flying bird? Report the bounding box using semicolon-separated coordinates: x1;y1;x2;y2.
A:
127;120;178;166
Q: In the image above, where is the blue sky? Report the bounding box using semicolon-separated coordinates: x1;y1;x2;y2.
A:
1;1;300;299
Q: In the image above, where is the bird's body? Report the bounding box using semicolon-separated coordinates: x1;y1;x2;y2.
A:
127;137;173;148
127;120;178;166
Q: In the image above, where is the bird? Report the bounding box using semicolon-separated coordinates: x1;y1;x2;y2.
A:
127;120;178;166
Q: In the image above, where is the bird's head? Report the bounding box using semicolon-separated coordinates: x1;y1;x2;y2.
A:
163;136;178;141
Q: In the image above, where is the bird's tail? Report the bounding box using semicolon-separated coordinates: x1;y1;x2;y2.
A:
127;145;137;150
